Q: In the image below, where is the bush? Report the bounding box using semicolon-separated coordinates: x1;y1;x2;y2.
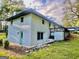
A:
0;39;3;46
4;40;9;49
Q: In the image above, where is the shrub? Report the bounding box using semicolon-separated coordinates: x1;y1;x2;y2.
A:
4;40;9;49
0;39;3;46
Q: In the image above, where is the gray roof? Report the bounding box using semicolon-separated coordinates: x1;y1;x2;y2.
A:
66;27;79;29
6;8;64;28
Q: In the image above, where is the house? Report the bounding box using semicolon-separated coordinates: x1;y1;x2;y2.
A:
50;24;70;41
6;8;68;48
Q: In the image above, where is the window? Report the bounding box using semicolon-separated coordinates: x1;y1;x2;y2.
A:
21;32;23;39
37;32;44;40
42;20;44;24
37;32;40;40
11;20;13;24
49;23;51;27
20;32;23;45
41;32;43;39
49;32;54;39
21;17;24;22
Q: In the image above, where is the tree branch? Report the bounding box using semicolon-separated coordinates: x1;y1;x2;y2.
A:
68;0;79;18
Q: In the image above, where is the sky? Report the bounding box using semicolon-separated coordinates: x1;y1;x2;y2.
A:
23;0;66;8
23;0;76;25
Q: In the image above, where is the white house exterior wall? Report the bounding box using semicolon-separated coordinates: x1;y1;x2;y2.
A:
31;14;50;47
54;32;64;41
8;14;32;47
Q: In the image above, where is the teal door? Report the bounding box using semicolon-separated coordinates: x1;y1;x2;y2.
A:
20;31;23;45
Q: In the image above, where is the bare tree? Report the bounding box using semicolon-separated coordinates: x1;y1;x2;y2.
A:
67;0;79;18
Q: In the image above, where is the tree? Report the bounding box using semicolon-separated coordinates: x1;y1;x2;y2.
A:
63;0;79;27
0;0;25;19
0;0;25;32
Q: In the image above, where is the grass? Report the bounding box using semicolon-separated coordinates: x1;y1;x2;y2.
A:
23;39;79;59
0;33;6;39
0;34;79;59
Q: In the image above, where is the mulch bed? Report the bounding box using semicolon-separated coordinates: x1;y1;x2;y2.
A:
8;45;31;55
7;44;49;55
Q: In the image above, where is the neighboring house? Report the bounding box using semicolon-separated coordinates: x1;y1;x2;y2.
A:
6;8;69;48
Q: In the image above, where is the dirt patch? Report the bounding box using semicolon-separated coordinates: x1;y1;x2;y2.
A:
0;43;50;58
69;33;79;40
7;45;31;55
0;47;22;57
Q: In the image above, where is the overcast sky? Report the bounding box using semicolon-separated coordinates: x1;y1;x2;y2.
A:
23;0;76;25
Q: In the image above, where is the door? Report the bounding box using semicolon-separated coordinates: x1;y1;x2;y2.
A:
49;32;54;39
20;31;23;45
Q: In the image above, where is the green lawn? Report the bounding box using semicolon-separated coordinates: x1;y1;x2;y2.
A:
1;38;79;59
0;33;6;39
23;39;79;59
